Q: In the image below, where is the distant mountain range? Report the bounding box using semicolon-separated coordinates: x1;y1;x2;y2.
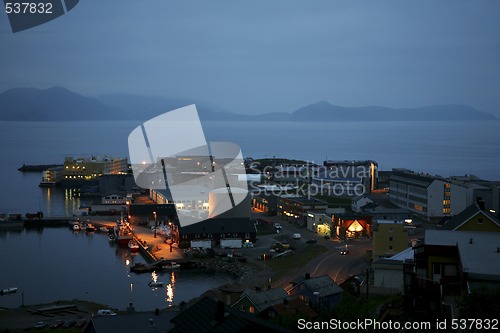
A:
0;86;496;122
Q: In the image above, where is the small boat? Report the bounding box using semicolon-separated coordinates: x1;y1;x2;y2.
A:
108;234;116;242
128;240;140;252
162;261;181;270
73;223;81;231
85;223;96;232
0;287;18;295
148;281;163;288
100;226;109;233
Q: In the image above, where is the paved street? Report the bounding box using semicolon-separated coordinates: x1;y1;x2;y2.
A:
250;209;372;287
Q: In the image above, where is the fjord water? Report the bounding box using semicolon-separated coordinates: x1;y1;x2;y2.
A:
0;227;232;310
0;120;499;213
0;120;499;309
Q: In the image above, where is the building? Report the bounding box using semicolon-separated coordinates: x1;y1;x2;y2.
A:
371;247;414;295
173;217;257;249
231;287;288;315
311;160;378;196
102;192;126;205
258;298;318;321
62;156;128;182
440;200;500;232
351;195;374;213
39;165;63;186
169;296;293;333
277;195;328;226
272;165;315;187
331;213;372;239
288;274;343;311
372;220;410;259
306;208;345;234
389;169;499;223
405;230;500;318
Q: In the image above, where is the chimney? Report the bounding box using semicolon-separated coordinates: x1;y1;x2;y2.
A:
305;273;311;280
215;300;225;322
476;197;485;210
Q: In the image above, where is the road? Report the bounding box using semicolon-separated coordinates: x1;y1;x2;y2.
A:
251;209;372;288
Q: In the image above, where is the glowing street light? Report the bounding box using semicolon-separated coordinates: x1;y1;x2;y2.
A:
153;211;157;238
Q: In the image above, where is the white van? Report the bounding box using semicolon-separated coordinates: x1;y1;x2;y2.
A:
97;309;117;316
293;233;301;240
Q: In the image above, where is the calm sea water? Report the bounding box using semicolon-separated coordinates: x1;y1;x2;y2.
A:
0;120;499;214
0;227;232;311
0;120;499;309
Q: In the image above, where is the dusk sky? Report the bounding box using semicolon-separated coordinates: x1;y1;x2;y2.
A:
1;0;499;116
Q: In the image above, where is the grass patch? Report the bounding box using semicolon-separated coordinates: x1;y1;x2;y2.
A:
313;195;352;207
265;244;328;281
255;221;276;236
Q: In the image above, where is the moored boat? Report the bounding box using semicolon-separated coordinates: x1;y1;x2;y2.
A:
162;261;180;270
73;223;81;231
128;240;140;252
85;223;96;232
0;287;18;295
114;220;133;247
148;281;163;288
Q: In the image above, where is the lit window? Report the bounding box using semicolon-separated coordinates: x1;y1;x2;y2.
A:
249;306;254;314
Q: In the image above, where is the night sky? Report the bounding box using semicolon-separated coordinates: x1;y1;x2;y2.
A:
1;0;499;116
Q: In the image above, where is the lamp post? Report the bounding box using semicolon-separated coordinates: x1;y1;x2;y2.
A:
153;211;157;238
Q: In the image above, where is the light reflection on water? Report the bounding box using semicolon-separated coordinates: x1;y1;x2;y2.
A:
166;272;175;306
0;227;232;311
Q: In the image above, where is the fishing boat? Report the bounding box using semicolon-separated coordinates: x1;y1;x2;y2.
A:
162;261;181;270
128;240;140;252
148;281;163;288
85;223;96;232
114;219;133;248
0;287;18;295
73;223;81;231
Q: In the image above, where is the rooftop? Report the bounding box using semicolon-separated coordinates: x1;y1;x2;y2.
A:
425;230;500;278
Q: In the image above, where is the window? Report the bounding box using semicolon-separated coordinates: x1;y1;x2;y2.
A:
249;306;254;314
389;246;393;250
195;234;200;238
433;263;441;275
477;218;483;224
389;237;393;242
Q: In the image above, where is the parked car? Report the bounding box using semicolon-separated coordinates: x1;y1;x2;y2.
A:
273;223;282;229
340;250;349;255
33;322;48;330
97;309;117;316
292;233;301;240
50;320;64;328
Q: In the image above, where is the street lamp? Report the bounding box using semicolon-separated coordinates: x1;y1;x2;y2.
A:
153;211;157;238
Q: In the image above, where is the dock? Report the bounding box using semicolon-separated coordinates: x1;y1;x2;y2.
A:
17;164;62;172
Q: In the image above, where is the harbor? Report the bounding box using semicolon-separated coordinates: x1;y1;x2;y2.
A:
0;225;234;312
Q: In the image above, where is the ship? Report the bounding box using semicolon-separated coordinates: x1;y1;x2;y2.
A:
113;219;133;248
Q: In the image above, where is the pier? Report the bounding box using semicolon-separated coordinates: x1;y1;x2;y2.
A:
17;164;62;172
